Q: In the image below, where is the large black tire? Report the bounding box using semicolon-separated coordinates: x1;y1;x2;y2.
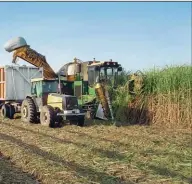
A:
40;105;55;128
1;104;15;119
8;105;15;119
77;116;85;127
1;104;9;118
54;108;62;122
21;98;37;123
69;119;77;125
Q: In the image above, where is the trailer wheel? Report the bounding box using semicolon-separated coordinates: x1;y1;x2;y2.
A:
40;105;55;128
21;98;36;123
1;104;9;118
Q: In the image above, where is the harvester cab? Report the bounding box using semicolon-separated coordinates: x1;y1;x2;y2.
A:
86;59;122;120
57;58;123;121
87;59;122;87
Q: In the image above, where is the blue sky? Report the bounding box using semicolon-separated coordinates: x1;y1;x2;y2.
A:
0;2;191;72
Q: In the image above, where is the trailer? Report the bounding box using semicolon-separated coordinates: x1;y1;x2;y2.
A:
0;65;43;118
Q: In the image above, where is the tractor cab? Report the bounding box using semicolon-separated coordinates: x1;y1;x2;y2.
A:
87;60;122;87
30;78;59;107
31;78;58;98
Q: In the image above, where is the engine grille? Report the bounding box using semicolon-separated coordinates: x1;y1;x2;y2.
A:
65;96;78;110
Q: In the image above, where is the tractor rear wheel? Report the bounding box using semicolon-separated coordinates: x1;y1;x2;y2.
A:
21;98;37;123
40;105;55;128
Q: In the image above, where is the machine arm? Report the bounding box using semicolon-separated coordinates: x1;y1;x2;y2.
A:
12;46;57;79
4;37;57;79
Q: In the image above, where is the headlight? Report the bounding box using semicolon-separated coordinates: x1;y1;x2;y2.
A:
76;109;80;113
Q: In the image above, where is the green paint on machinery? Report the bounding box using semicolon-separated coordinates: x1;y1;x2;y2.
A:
57;58;123;120
2;36;124;122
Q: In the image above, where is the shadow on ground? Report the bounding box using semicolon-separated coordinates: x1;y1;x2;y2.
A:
0;152;37;184
2;121;131;148
0;133;133;184
137;161;191;183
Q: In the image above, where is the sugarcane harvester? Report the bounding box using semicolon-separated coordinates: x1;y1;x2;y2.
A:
57;58;122;120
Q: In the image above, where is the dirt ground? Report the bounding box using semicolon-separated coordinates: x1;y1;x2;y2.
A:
0;152;38;184
0;117;191;184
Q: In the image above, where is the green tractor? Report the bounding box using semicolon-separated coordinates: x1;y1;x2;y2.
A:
57;58;123;120
21;78;85;127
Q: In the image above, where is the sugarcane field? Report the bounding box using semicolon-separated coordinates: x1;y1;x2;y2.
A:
0;2;191;184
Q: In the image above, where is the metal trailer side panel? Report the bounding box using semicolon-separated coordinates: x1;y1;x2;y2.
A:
0;65;43;101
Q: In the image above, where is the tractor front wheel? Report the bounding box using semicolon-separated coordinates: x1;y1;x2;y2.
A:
21;98;36;123
40;105;55;128
77;116;85;127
